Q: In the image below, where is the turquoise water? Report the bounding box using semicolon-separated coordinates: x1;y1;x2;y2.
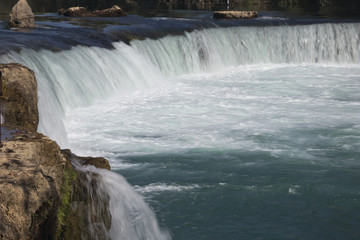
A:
65;64;360;239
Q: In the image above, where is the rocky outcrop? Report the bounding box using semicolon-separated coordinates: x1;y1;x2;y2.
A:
0;133;112;240
0;63;38;132
93;5;127;17
0;63;112;240
57;153;112;240
61;6;88;17
213;10;258;19
56;149;112;240
59;5;126;17
8;0;35;28
0;133;67;240
62;149;111;170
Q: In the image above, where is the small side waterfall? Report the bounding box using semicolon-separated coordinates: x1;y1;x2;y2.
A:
75;164;171;240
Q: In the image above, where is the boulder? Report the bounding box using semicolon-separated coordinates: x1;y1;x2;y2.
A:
59;5;126;18
62;6;88;17
0;133;112;240
213;11;258;19
0;63;39;132
8;0;35;28
0;133;67;240
92;5;127;17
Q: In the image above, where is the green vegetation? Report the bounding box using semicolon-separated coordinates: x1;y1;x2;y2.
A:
56;164;78;240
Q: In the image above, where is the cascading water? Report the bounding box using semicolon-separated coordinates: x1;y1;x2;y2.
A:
131;23;360;75
1;44;164;146
74;163;171;240
1;21;360;239
1;23;359;144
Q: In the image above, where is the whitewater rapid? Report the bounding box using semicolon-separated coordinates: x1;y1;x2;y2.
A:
1;23;359;146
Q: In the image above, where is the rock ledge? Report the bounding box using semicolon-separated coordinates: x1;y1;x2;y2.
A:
213;11;258;19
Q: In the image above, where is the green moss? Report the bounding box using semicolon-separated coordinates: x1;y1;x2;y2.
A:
56;165;77;239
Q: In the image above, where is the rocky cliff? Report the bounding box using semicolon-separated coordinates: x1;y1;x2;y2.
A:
0;63;112;240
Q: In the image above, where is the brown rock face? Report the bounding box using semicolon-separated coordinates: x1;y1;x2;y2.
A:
0;133;112;240
0;63;39;132
213;11;258;19
8;0;35;28
0;133;67;240
0;63;112;240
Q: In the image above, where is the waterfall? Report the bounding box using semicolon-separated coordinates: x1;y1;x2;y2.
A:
1;23;359;145
75;164;171;240
131;23;360;75
0;44;165;146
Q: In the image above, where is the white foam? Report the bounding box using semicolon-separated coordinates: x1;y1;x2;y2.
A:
135;183;201;194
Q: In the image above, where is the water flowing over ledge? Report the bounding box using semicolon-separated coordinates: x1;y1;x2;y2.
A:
74;164;171;240
1;23;359;146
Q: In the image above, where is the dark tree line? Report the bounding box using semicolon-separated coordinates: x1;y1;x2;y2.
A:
1;0;360;16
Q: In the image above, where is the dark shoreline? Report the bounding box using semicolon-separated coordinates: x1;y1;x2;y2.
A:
1;0;360;19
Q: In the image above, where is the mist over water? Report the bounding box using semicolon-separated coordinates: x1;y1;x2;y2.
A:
1;21;360;239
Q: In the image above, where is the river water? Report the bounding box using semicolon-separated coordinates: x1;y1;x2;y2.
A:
1;11;360;239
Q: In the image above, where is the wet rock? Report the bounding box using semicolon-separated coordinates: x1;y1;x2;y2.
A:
213;11;258;19
62;149;111;170
57;8;66;15
0;63;39;132
59;166;112;240
59;5;126;18
62;6;88;17
8;0;35;28
92;5;126;17
58;149;111;240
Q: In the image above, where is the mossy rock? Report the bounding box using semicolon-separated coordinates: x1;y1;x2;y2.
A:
56;150;111;240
